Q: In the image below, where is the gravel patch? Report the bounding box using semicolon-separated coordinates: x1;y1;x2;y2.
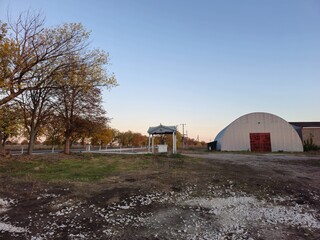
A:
1;185;320;239
0;198;27;234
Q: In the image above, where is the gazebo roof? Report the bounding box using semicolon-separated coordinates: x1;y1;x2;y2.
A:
147;124;177;135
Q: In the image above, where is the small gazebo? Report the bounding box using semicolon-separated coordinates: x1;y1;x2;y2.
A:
147;124;177;154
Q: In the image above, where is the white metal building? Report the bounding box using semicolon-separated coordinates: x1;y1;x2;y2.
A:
214;112;303;152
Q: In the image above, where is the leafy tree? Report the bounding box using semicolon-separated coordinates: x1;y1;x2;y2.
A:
132;133;148;147
117;131;134;147
0;104;21;151
184;137;206;147
109;128;120;147
116;131;149;147
158;131;182;149
16;77;54;154
42;115;64;147
53;49;117;154
90;127;114;146
21;139;28;145
71;116;108;147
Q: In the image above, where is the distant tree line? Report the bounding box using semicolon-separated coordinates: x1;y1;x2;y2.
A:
0;11;117;154
2;122;206;151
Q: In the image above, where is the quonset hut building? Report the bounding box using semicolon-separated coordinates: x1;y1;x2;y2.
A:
213;112;303;152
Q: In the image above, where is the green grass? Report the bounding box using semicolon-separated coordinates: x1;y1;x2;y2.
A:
0;153;200;182
0;154;157;182
0;159;114;182
40;159;117;181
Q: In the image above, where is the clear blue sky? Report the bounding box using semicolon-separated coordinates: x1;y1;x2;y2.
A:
1;0;319;142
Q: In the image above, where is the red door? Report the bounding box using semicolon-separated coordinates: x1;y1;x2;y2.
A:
250;133;271;152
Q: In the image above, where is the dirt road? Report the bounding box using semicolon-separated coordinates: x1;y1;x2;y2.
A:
185;152;320;189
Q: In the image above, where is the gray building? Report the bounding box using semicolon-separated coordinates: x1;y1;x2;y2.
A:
289;122;320;147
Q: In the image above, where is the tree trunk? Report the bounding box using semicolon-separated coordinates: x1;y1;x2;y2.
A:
0;143;5;156
28;131;37;155
81;137;85;148
27;124;39;155
64;135;71;154
1;135;8;156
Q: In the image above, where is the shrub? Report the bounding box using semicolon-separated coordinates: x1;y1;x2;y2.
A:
303;138;320;151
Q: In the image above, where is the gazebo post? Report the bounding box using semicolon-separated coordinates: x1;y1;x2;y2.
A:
174;132;177;154
148;134;151;153
152;134;155;153
175;133;177;153
172;132;175;154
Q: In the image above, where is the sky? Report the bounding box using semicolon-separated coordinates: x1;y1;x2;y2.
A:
1;0;319;142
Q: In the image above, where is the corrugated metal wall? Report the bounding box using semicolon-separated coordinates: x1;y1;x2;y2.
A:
215;112;303;152
302;128;320;146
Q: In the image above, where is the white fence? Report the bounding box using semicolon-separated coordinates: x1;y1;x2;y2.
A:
87;146;150;154
7;145;151;155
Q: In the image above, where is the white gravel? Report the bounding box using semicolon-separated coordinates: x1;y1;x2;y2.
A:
0;197;28;233
0;222;27;233
1;185;320;239
0;198;16;214
183;196;320;230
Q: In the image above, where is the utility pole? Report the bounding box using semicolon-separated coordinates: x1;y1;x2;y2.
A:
180;123;186;149
186;131;188;148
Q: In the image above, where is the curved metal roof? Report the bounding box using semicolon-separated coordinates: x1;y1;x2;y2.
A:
214;112;303;152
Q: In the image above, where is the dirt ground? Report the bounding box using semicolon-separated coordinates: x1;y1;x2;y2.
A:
0;152;320;239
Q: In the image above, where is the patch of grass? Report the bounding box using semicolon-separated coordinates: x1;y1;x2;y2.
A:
0;153;199;182
0;157;117;182
40;158;118;181
0;154;157;182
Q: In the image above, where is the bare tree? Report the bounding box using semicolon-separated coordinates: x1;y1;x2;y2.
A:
0;11;89;106
16;75;54;154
